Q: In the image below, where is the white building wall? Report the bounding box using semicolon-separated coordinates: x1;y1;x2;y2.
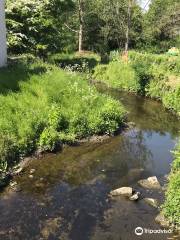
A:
0;0;7;67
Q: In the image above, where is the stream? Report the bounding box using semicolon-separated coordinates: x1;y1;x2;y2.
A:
0;88;180;240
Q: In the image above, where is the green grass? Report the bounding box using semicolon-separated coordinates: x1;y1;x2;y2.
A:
93;51;180;115
163;144;180;229
93;61;141;92
0;59;126;179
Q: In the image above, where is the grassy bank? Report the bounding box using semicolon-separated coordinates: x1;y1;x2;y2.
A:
163;144;180;229
0;58;126;185
93;51;180;115
93;50;180;228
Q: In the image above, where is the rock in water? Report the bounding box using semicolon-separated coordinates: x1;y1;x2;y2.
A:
155;213;170;228
30;169;36;174
10;181;17;187
144;198;159;208
129;192;140;201
138;176;161;189
110;187;133;197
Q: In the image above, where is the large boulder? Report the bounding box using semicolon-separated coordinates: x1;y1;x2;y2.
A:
110;187;133;197
138;176;161;190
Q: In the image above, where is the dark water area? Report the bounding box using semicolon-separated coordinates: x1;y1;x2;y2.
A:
0;87;180;240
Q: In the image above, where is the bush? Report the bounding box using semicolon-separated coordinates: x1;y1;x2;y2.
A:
48;52;101;71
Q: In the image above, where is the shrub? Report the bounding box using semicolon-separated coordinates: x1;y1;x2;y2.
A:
48;52;100;71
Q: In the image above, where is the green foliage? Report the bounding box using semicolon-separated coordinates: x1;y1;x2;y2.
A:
99;0;143;50
48;52;101;71
142;0;180;52
162;88;180;115
94;51;180;115
163;144;180;228
6;0;75;55
93;61;140;92
5;0;180;55
109;50;121;62
0;60;126;175
39;127;60;151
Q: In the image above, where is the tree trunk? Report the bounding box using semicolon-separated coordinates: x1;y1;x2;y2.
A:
0;0;7;67
79;22;83;52
125;0;131;53
78;0;83;52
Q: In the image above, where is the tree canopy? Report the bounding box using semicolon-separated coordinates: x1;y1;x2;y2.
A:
5;0;180;55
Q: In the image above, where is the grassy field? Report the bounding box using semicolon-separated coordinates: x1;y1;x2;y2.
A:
0;58;126;183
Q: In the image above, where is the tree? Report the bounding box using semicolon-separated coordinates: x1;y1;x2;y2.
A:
0;0;7;67
6;0;75;55
100;0;143;51
125;0;132;52
64;0;87;52
142;0;180;51
78;0;84;52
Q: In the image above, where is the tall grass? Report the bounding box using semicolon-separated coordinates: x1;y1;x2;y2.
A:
0;60;126;177
163;143;180;229
93;51;180;115
93;61;140;92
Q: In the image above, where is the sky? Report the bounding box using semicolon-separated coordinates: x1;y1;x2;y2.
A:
139;0;151;11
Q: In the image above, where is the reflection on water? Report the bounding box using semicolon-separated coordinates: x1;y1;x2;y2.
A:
0;89;179;240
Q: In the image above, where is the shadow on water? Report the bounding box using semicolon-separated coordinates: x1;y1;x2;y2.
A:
0;86;180;240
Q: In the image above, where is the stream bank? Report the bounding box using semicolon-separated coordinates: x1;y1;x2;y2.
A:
0;90;179;240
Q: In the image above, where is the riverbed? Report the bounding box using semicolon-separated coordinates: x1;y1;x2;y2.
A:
0;89;180;240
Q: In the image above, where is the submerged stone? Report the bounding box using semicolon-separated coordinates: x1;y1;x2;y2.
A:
30;169;36;174
110;187;133;197
138;176;161;190
144;198;159;208
129;192;140;201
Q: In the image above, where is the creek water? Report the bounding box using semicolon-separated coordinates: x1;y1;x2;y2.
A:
0;88;180;240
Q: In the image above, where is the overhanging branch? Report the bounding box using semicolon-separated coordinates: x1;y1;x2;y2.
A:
64;23;79;33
